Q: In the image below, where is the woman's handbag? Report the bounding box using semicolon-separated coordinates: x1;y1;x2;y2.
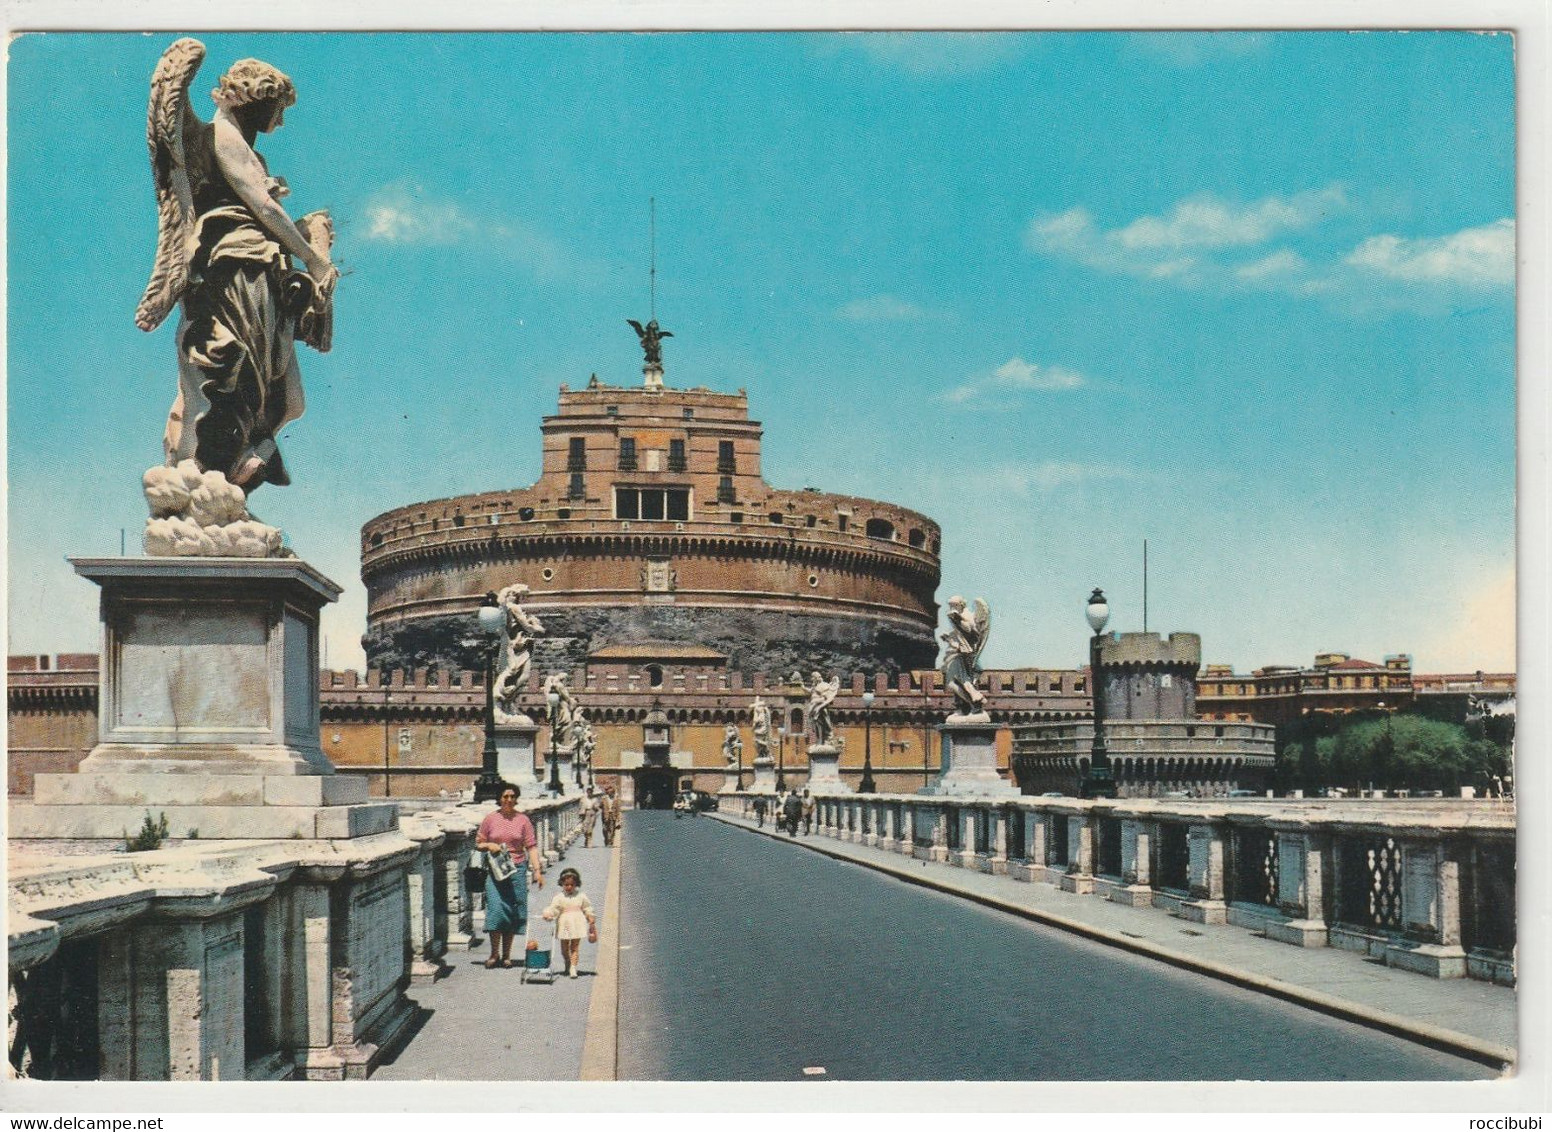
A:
486;848;519;883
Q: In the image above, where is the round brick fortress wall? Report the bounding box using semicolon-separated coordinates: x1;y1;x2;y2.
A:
361;492;941;677
362;602;938;677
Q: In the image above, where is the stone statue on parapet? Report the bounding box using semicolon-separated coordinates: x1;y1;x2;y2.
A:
940;595;992;720
574;714;596;772
627;318;672;367
544;673;579;747
750;696;773;764
493;583;545;724
799;671;841;748
722;723;743;767
136;39;339;557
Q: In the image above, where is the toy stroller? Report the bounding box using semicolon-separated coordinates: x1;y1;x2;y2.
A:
521;921;558;984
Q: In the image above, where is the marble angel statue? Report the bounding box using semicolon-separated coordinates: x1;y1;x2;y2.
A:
492;584;545;722
800;671;841;747
136;38;338;494
940;596;992;718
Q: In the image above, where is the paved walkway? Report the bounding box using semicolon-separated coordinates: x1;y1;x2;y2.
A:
711;811;1516;1067
374;837;619;1081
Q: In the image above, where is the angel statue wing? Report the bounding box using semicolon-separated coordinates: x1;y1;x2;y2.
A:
135;38;211;332
970;598;992;669
626;319;646;338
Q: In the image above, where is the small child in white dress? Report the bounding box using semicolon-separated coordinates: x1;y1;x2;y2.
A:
540;867;598;978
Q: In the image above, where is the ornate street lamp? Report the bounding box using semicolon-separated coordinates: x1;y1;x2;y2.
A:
859;690;877;793
546;687;564;796
1080;587;1117;799
472;591;505;803
776;726;787;792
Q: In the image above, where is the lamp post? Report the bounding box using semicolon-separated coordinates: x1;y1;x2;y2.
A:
1080;587;1117;799
1376;701;1393;796
776;726;787;792
546;687;563;797
472;591;505;803
859;690;877;793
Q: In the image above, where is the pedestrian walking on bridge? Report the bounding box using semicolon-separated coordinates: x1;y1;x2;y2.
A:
600;785;621;846
476;783;544;968
782;790;803;837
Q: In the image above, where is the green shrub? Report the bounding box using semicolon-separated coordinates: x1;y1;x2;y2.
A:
125;811;170;852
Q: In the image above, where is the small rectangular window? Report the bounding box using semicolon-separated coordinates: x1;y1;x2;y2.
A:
569;473;585;500
619;437;637;470
718;440;735;474
668;438;687;471
567;437;586;472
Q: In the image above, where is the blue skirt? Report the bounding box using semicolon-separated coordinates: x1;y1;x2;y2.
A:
484;864;528;935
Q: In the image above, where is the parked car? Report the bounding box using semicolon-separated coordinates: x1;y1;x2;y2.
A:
692;790;719;812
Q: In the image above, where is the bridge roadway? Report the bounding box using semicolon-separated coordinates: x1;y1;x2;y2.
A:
617;809;1494;1082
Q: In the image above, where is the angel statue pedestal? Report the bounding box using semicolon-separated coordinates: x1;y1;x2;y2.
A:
919;716;1019;797
494;715;538;789
805;742;851;793
10;557;399;839
750;758;777;793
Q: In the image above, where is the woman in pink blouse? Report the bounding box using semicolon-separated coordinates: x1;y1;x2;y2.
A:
476;783;545;968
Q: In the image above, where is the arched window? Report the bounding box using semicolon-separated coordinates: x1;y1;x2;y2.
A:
865;518;894;540
646;665;664;689
908;528;926;548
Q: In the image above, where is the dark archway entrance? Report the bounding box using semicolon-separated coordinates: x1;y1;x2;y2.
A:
635;768;676;810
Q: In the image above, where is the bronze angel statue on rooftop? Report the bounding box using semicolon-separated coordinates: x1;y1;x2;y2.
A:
940;595;992;719
136;38;338;494
627;318;672;368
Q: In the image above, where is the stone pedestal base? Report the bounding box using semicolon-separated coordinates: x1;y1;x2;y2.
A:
919;721;1019;797
719;770;744;793
1106;883;1155;908
750;762;776;792
494;723;538;787
1265;917;1329;948
1386;941;1468;979
1180;898;1229;925
1008;861;1048;883
1059;869;1096;895
806;743;850;793
14;557;400;840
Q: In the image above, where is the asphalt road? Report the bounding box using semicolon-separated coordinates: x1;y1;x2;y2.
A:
617;810;1495;1082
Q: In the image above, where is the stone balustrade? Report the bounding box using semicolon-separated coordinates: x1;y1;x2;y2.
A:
724;792;1516;985
6;794;582;1081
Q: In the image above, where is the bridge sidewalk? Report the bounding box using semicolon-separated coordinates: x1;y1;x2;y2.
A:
713;812;1515;1068
373;837;619;1081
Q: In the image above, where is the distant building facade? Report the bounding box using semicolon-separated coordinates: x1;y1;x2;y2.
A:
1197;652;1516;727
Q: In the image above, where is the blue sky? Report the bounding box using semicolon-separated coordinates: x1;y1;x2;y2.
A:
6;31;1518;675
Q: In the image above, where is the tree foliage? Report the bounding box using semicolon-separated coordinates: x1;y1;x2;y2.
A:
1276;712;1509;793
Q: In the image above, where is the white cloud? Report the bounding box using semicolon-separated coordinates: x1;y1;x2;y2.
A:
941;356;1086;405
364;183;476;244
1115;187;1344;251
1027;186;1347;287
1345;219;1515;288
1235;248;1307;282
361;182;579;278
836;295;931;322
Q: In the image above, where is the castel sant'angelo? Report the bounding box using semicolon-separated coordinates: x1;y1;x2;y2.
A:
360;328;942;681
